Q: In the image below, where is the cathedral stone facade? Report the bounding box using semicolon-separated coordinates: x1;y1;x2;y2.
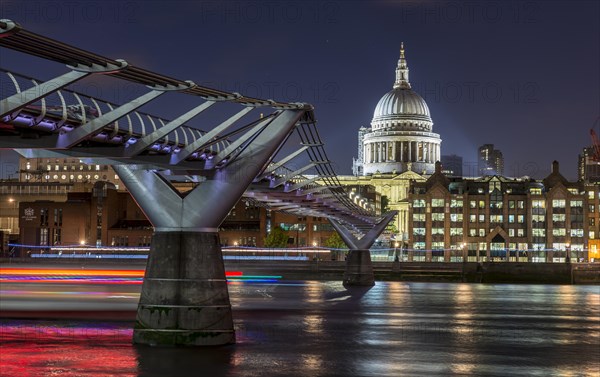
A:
345;44;441;243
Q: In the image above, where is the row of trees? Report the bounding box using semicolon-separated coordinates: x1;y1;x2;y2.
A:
264;227;347;249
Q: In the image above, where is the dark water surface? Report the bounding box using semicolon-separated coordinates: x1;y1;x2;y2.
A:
1;281;599;376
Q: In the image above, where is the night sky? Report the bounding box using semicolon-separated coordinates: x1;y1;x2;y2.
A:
0;0;598;180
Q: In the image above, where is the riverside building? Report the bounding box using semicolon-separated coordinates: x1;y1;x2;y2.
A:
407;161;598;262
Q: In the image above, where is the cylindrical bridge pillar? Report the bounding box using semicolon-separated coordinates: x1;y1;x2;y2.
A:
133;230;234;346
343;249;375;287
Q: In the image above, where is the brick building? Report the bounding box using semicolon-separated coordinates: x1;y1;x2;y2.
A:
408;161;598;262
16;182;336;255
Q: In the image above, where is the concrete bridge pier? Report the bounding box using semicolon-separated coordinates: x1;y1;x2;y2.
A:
343;249;376;286
134;230;233;346
330;212;397;287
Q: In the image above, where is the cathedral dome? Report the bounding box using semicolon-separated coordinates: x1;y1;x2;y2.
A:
356;43;442;177
372;88;432;124
370;42;433;131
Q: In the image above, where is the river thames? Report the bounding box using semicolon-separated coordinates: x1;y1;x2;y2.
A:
1;281;599;376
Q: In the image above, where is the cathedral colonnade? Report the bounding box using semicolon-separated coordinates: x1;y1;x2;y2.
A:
364;140;441;164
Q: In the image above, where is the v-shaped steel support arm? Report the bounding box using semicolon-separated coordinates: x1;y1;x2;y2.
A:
329;211;397;250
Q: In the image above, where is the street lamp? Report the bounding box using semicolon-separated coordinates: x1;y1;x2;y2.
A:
394;241;400;262
565;243;571;263
461;242;467;262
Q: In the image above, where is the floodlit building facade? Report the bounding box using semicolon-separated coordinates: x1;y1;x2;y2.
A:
408;161;598;262
343;44;441;242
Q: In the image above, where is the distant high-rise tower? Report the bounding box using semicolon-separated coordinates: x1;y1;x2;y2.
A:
441;154;463;177
578;146;600;183
352;127;369;176
478;144;504;176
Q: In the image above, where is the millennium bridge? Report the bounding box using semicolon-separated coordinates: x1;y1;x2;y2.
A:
0;19;396;346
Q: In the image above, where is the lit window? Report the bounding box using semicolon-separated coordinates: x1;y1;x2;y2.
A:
509;215;515;223
570;229;584;237
431;199;445;207
508;229;515;237
517;215;525;223
479;228;485;237
450;228;463;236
431;242;444;250
450;214;463;222
413;242;425;250
532;229;546;237
589;191;595;199
552;199;566;208
532;214;544;222
413;214;425;221
451;200;463;208
532;200;545;209
413;200;426;208
432;213;445;221
413;228;426;236
517;229;524;237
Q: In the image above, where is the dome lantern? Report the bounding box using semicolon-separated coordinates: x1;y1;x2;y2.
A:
394;42;411;89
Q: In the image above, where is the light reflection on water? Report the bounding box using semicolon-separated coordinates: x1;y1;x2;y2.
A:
0;282;599;377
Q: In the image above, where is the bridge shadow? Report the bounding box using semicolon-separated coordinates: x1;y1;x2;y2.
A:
324;285;373;303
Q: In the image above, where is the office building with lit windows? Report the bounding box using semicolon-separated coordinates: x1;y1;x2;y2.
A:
478;144;504;176
578;146;600;183
408;161;599;262
441;154;463;177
